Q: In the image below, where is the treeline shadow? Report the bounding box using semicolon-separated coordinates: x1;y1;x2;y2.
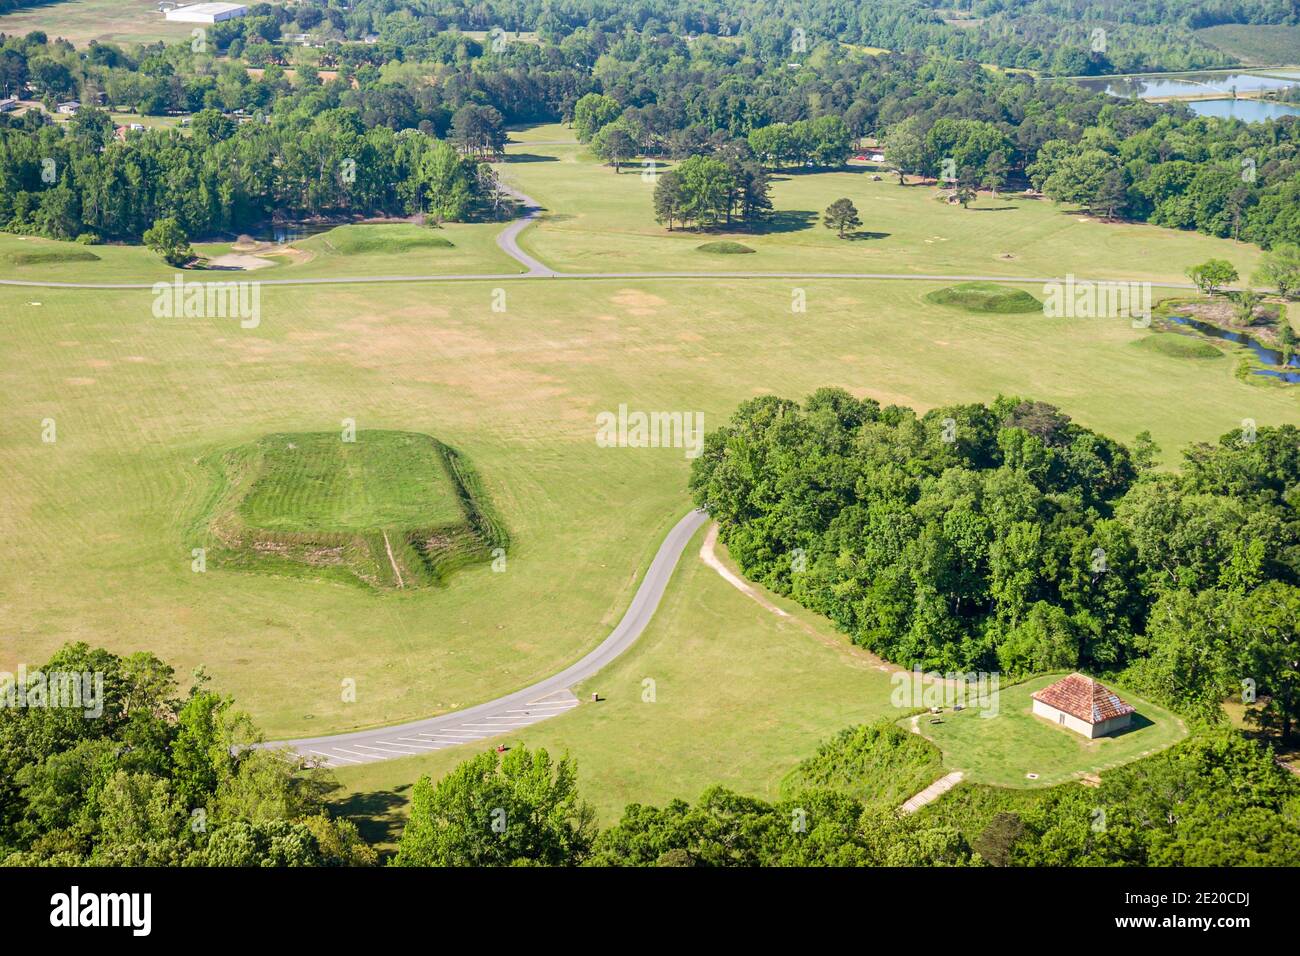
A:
330;784;413;850
748;209;818;235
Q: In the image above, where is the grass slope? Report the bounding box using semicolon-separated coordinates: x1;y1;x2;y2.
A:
1195;24;1300;65
780;720;944;809
330;527;903;842
1132;331;1224;359
696;240;755;254
200;430;501;590
925;281;1042;313
295;224;454;258
0;220;515;284
4;248;100;266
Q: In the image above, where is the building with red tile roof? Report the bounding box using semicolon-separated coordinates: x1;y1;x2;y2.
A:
1031;673;1135;739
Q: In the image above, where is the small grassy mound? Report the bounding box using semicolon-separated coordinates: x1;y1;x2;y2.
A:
906;674;1185;788
696;240;755;255
925;282;1041;314
1132;332;1223;360
5;248;101;266
199;430;506;590
298;224;454;257
781;720;944;810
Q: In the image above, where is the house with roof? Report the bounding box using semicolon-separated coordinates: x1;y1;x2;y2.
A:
1031;673;1135;739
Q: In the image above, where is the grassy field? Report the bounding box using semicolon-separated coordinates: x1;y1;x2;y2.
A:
3;121;1298;838
0;220;518;283
907;674;1187;788
1196;24;1300;66
330;527;904;841
0;0;196;45
108;112;185;130
498;124;1264;284
3;268;1299;742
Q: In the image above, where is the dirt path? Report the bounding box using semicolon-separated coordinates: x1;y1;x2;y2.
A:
699;522;962;686
382;530;404;589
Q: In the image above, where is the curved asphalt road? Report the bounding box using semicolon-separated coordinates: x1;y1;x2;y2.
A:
0;180;1201;292
263;509;709;766
495;183;556;276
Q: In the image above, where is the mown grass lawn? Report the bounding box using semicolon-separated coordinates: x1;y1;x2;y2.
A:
0;220;518;284
4;271;1298;739
330;526;902;843
0;0;184;46
232;430;465;534
907;674;1187;788
498;124;1263;285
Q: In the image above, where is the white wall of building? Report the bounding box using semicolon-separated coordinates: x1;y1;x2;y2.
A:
165;4;246;24
1033;698;1100;739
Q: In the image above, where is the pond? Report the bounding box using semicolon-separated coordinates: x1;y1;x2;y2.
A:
1167;313;1300;383
1075;70;1300;99
1187;98;1300;121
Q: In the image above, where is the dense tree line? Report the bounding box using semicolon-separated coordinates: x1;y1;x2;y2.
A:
0;643;374;866
3;11;1298;248
167;0;1292;75
689;389;1300;739
8;646;1295;866
390;728;1300;866
0;103;499;241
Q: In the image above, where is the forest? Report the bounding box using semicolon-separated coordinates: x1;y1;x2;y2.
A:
8;644;1296;867
0;643;375;866
689;388;1300;738
3;19;1300;248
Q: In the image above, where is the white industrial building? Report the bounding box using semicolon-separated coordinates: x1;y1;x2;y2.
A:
164;3;247;24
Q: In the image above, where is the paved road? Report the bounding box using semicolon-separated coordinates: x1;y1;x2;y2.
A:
263;508;709;767
0;182;1201;292
0;161;1216;293
495;184;555;276
0;270;1203;291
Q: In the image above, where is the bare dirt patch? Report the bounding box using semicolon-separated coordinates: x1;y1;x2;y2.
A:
611;289;667;316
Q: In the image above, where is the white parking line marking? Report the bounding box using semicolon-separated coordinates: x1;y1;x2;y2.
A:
310;749;362;765
332;747;383;761
353;743;419;755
